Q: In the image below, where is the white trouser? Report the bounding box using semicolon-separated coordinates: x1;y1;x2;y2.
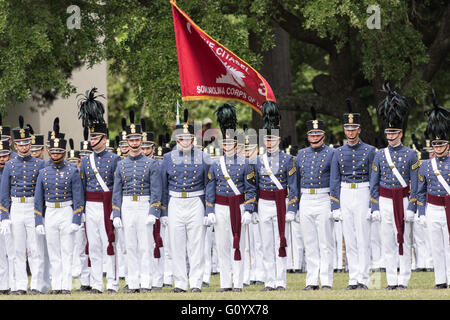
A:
340;187;371;285
162;225;173;285
333;220;343;270
424;222;434;269
121;198;154;290
72;220;90;286
247;221;265;282
286;220;302;270
379;196;412;286
426;203;450;285
168;196;205;291
370;221;383;269
211;230;219;273
45;206;75;291
300;193;334;287
203;225;214;284
0;232;15;291
412;220;428;269
10;202;45;291
85;201;119;292
258;198;287;288
293;220;305;271
152;222;167;288
214;203;246;289
116;228;127;279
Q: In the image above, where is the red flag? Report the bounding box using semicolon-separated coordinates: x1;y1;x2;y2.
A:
171;1;276;114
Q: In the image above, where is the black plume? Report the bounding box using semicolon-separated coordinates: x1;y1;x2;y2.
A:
140;119;146;132
19;115;24;129
411;134;420;149
115;135;120;146
243;123;248;131
215;103;237;137
158;134;164;146
183;109;188;123
69;138;74;150
129;110;135;125
0;113;2;126
53;117;59;132
310;106;317;120
346;98;353;113
426;89;449;140
121;118;127;131
164;133;170;144
262;101;281;130
76;87;106;129
27;124;34;135
83;126;89;141
377;82;409;128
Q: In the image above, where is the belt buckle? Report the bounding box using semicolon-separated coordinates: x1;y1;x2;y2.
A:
181;192;187;198
55;202;61;208
132;196;138;201
309;189;315;195
20;197;26;203
351;183;356;189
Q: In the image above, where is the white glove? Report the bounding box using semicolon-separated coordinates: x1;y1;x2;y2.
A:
35;224;45;235
160;216;168;227
207;213;216;226
405;210;415;222
146;214;156;226
0;220;11;235
371;210;381;222
203;216;209;226
332;209;343;221
68;223;80;234
366;209;373;221
241;211;252;225
285;211;295;223
418;215;427;228
113;217;123;229
251;212;260;224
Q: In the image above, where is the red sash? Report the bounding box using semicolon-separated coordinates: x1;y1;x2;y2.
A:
153;219;163;258
258;188;288;257
215;193;245;261
427;193;450;242
379;186;410;255
85;191;115;255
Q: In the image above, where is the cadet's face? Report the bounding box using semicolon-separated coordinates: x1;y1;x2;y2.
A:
15;142;31;155
308;134;324;146
127;138;142;150
222;142;236;155
141;147;151;156
344;128;360;141
50;152;65;162
245;147;257;160
177;137;194;150
386;131;402;145
90;135;106;151
31;148;44;159
264;137;280;151
0;154;10;165
432;143;449;157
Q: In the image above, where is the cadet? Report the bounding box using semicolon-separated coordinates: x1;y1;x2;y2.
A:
34;134;84;294
140;119;156;158
0;115;16;159
330;99;376;289
417;91;449;289
296;108;336;290
78;88;120;294
27;125;45;160
255;101;298;291
112;112;162;293
205;103;257;292
0;116;46;295
370;83;419;290
0;140;15;294
161;109;211;293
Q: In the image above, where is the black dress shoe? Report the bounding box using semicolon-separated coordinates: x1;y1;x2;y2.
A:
29;289;41;295
357;283;368;290
397;285;407;290
61;290;71;294
76;285;92;292
321;286;332;290
163;283;172;288
151;286;162;291
171;287;186;293
140;288;152;293
434;283;448;289
201;282;210;287
243;283;249;287
261;286;275;291
106;289;117;294
126;289;140;294
249;280;256;285
191;288;201;293
216;288;232;292
386;285;397;290
287;269;295;274
50;290;61;295
380;268;386;272
254;281;264;286
12;290;27;295
302;285;319;291
346;285;358;290
123;285;129;290
0;290;10;295
276;286;286;291
90;289;102;294
233;288;242;292
426;268;434;272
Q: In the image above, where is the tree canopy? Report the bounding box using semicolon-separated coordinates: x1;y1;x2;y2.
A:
0;0;448;147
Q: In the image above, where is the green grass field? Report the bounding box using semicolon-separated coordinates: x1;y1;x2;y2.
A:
1;271;449;300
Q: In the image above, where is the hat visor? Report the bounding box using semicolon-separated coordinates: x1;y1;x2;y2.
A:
90;133;106;138
0;150;11;156
142;142;155;147
307;130;325;136
263;135;280;141
431;140;448;147
14;139;31;145
384;128;402;134
0;136;10;142
30;146;44;151
126;134;142;141
343;125;360;130
176;134;194;140
49;148;66;154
